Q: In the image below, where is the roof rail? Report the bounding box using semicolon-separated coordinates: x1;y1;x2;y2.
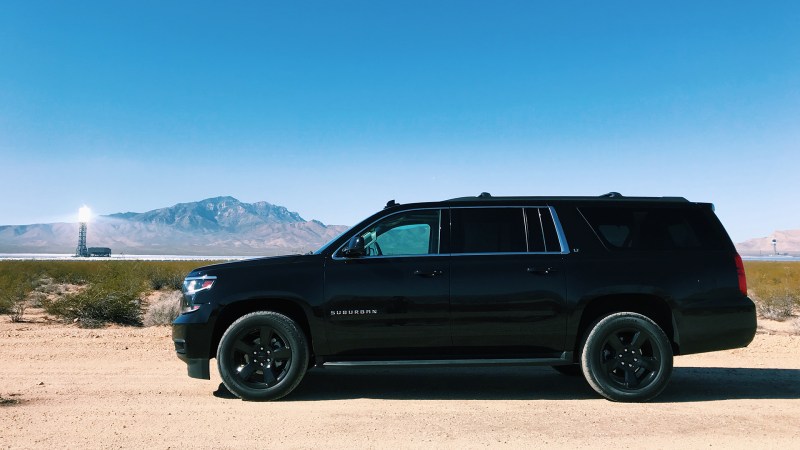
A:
600;192;623;198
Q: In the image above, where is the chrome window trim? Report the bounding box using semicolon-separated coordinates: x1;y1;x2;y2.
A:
450;206;569;255
522;208;530;252
548;206;570;254
332;205;571;261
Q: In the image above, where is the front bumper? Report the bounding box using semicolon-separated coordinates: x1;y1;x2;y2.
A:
172;309;215;380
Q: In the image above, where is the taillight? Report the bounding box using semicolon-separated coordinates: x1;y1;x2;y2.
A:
734;253;747;296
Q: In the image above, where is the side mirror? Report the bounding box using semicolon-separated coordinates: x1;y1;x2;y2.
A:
341;235;366;258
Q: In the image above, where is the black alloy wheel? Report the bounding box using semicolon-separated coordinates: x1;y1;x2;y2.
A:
581;312;673;402
217;311;308;401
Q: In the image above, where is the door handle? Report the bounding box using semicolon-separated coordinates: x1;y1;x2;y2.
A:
527;267;557;275
414;269;443;278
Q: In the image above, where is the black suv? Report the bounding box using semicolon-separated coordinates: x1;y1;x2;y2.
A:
172;193;756;402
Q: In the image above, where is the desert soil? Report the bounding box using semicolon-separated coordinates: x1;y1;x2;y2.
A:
1;310;799;449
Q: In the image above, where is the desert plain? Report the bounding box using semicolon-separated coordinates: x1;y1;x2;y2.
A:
1;310;799;449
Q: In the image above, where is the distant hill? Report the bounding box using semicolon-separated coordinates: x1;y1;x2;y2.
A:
0;196;348;256
736;229;800;257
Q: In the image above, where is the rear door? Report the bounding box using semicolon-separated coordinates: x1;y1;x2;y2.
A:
449;206;568;358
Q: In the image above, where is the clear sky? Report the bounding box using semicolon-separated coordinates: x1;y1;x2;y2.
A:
1;1;798;242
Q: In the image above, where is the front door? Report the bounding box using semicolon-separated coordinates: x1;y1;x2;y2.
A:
324;209;450;358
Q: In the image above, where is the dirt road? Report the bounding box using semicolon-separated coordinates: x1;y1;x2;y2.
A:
2;313;799;449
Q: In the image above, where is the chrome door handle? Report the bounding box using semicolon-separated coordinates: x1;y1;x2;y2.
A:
527;267;557;275
414;269;443;278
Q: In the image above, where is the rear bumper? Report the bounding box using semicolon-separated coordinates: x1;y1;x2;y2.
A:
675;296;757;355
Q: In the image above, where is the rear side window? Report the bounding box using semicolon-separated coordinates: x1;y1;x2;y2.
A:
451;208;527;253
580;206;727;251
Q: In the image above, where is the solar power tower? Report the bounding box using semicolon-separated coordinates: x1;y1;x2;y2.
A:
75;206;90;257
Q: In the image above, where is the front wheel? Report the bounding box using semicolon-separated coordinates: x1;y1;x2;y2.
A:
217;311;308;401
581;312;673;402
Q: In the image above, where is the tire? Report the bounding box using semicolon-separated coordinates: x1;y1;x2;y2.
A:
551;364;583;377
581;312;673;402
216;311;308;401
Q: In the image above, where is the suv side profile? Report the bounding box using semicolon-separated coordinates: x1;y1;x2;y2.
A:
172;193;756;402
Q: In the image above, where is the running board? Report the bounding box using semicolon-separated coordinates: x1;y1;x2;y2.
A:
322;352;573;368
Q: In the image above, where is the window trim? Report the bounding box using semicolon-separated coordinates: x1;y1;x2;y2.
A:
448;206;570;256
332;205;571;260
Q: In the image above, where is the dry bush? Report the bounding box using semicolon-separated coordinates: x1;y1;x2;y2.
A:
10;298;26;323
745;262;800;321
754;287;795;321
143;291;182;326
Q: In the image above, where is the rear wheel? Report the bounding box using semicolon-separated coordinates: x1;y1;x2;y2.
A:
217;311;308;401
581;312;673;402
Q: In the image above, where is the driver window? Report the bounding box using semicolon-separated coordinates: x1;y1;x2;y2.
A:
360;210;440;257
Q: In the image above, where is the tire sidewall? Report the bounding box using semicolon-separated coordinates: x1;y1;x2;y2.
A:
217;311;308;401
581;312;673;402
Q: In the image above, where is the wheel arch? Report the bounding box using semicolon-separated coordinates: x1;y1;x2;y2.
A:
573;294;677;359
211;297;313;360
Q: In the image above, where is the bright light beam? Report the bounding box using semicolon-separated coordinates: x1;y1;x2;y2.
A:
78;205;91;223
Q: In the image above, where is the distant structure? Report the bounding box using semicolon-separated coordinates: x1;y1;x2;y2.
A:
88;247;111;257
75;206;90;257
772;238;778;256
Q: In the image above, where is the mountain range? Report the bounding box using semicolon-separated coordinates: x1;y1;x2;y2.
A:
735;229;800;257
0;197;349;256
1;196;797;256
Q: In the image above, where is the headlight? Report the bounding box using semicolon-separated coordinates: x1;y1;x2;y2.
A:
181;275;217;313
183;275;217;295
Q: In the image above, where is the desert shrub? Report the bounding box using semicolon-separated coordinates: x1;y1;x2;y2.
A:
43;265;147;327
8;290;27;323
147;266;185;291
0;260;216;326
755;292;795;321
45;283;144;328
0;272;34;321
745;262;800;321
143;291;182;326
28;292;47;308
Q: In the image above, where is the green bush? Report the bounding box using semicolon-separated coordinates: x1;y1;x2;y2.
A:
45;283;144;328
146;266;186;291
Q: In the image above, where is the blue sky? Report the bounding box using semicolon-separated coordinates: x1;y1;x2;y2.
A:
1;1;798;242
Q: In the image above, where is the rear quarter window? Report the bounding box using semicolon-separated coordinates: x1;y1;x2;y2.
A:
579;206;729;251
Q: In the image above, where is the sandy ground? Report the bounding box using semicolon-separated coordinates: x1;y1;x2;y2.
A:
1;310;799;449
